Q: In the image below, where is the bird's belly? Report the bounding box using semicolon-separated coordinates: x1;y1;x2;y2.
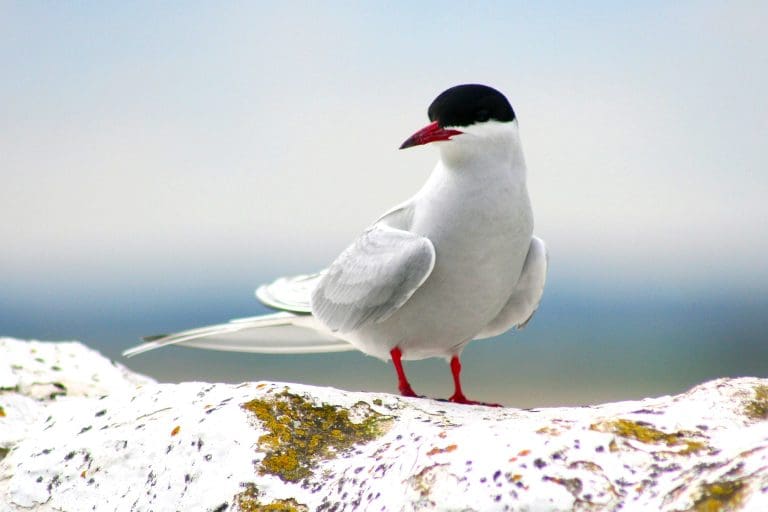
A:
345;209;532;361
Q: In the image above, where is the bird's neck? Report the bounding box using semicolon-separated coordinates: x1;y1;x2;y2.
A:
437;132;527;187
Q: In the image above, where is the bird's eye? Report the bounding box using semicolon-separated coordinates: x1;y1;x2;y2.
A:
475;109;490;122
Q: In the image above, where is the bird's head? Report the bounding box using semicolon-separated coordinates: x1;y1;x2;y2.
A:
399;84;518;163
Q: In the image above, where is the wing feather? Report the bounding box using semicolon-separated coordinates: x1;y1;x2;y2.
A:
310;225;435;333
123;312;351;357
255;272;322;313
475;236;548;339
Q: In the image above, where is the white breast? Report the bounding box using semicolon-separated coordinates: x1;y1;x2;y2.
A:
344;154;533;360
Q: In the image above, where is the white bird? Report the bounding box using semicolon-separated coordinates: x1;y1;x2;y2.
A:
124;84;548;406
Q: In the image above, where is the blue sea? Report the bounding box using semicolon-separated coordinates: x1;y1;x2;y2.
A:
2;269;766;408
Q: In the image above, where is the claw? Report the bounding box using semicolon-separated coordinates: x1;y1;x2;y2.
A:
447;355;503;407
391;347;420;398
447;393;502;407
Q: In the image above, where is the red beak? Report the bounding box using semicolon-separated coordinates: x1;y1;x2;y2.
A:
399;121;462;150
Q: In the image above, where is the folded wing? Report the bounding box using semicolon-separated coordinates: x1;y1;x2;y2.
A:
124;221;435;357
475;236;548;339
311;225;436;333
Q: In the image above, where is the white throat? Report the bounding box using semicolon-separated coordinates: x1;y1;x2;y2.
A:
437;120;526;183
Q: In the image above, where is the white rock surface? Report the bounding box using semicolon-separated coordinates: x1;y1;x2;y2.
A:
2;337;768;511
0;337;155;455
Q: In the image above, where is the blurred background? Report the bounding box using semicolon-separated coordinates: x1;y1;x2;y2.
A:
2;2;766;407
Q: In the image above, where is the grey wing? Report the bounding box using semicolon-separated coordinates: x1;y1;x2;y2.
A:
256;272;323;313
310;224;436;333
475;236;548;339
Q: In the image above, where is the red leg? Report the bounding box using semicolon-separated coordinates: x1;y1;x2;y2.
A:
448;356;471;403
390;347;418;397
448;355;502;407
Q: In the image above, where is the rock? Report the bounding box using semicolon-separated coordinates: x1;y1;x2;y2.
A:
1;338;768;511
0;337;155;458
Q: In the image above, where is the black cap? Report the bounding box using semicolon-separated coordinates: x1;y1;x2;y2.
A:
427;84;515;128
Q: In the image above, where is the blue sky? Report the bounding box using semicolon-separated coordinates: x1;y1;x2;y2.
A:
1;2;766;404
3;2;766;292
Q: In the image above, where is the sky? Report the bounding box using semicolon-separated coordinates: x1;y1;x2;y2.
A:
1;2;767;405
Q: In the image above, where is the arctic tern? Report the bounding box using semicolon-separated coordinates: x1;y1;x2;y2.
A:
124;84;548;405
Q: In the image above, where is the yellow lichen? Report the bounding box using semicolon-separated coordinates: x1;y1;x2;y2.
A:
241;391;386;482
689;479;746;512
591;419;706;454
410;464;448;499
744;385;768;420
0;405;5;417
234;483;308;512
536;425;561;436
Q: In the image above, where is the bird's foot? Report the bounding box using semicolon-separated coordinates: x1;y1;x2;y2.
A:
447;392;502;407
399;384;421;398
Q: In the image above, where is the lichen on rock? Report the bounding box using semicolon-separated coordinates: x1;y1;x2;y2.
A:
590;418;707;454
3;339;768;511
234;483;309;512
744;385;768;420
689;479;747;512
241;389;387;482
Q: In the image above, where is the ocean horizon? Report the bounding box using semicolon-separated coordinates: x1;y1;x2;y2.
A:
3;270;764;408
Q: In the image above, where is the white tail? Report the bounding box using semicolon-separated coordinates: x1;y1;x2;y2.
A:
122;312;353;358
